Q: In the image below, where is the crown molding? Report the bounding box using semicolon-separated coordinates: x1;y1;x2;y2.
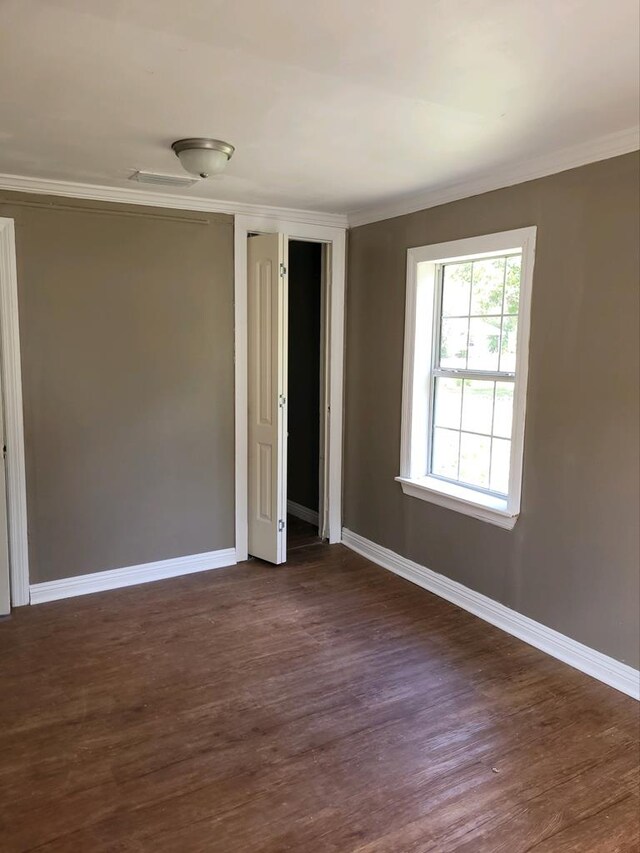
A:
0;173;349;229
348;126;640;228
1;125;637;232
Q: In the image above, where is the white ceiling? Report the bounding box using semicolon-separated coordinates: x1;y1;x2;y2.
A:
0;0;638;217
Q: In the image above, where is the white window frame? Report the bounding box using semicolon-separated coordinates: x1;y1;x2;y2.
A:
396;227;536;529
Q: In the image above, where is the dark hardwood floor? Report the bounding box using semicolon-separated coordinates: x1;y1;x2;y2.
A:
287;514;322;551
0;543;638;852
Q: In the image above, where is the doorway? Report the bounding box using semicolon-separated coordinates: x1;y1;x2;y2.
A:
286;240;323;552
235;215;346;566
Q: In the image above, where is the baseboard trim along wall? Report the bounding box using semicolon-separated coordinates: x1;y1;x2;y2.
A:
287;500;320;526
341;528;640;701
29;548;238;604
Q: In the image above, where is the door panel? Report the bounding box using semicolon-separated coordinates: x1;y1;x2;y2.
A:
248;234;287;564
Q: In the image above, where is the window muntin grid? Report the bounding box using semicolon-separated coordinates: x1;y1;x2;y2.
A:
428;253;522;496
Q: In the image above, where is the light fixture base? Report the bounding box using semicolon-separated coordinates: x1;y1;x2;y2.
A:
171;138;235;159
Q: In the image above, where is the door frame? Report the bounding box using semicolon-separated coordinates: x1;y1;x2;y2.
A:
234;214;346;560
0;218;29;606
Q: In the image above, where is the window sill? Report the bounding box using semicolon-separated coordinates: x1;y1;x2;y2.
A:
395;475;518;530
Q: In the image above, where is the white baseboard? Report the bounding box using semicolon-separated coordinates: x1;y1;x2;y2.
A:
342;528;640;701
29;548;237;605
287;500;319;526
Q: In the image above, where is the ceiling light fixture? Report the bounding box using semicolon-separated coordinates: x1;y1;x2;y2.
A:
171;138;235;179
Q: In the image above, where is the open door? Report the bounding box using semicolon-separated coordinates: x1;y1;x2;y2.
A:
247;233;288;564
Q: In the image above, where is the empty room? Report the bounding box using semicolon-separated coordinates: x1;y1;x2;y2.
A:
0;1;638;850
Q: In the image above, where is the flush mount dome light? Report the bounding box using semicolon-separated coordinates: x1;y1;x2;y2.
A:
171;138;235;178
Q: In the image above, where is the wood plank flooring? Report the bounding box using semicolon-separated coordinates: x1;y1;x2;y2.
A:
0;543;638;852
286;514;322;551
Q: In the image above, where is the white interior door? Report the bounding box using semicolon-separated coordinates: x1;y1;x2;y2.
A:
0;385;10;615
247;233;287;564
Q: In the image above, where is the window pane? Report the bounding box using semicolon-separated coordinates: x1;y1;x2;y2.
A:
434;377;462;429
442;262;471;317
461;380;494;435
432;427;459;479
440;317;468;368
493;382;514;438
504;255;521;315
467;317;500;371
459;432;491;488
425;249;524;498
470;257;505;315
490;438;511;494
499;316;518;372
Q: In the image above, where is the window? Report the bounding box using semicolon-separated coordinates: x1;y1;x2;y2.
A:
397;228;536;528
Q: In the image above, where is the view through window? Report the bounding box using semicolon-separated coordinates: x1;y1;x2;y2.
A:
430;253;522;495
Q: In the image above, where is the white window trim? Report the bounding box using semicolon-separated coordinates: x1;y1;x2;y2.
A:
396;227;537;529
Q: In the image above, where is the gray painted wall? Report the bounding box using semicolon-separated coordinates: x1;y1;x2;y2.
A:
0;191;235;584
344;153;640;668
287;241;321;514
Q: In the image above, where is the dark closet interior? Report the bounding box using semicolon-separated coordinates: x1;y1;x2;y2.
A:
287;240;322;544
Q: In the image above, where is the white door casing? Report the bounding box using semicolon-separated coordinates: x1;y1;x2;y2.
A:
247;233;287;564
